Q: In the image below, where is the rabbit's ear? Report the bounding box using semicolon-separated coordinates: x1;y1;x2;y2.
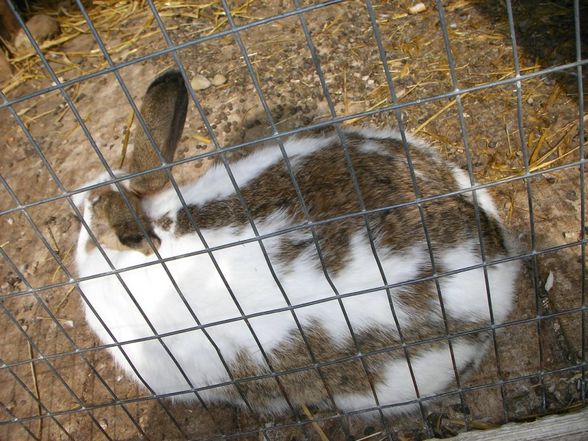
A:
128;70;189;196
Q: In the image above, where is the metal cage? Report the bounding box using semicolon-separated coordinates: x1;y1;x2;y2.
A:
0;0;586;440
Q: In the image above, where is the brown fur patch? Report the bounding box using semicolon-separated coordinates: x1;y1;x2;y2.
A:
175;134;508;275
156;215;173;231
219;320;488;412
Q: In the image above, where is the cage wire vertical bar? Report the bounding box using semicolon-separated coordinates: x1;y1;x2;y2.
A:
174;0;362;433
290;0;420;434
215;0;395;436
118;0;321;433
573;0;587;405
504;0;548;413
362;0;475;434
0;92;167;439
0;173;151;439
0;352;73;440
434;0;510;423
3;3;195;437
292;0;475;436
71;3;282;437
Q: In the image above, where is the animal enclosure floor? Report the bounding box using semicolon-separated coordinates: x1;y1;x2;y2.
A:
0;0;586;440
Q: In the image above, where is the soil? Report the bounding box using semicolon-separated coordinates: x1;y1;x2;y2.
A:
0;1;586;440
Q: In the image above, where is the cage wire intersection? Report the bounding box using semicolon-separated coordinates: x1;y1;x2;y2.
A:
0;0;587;440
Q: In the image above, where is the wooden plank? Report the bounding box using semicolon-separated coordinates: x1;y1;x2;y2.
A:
426;408;588;441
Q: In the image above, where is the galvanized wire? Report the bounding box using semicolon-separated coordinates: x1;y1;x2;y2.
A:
1;0;587;440
573;0;587;406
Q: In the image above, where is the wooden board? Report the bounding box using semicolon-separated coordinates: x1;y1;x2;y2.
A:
427;408;588;441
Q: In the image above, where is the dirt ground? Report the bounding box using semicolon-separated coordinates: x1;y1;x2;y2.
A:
0;0;587;440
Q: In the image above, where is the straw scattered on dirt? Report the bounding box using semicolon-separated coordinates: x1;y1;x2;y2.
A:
0;0;586;440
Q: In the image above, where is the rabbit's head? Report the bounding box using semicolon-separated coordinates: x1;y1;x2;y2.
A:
74;70;188;255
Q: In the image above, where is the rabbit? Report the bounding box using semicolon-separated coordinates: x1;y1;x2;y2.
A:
74;70;520;416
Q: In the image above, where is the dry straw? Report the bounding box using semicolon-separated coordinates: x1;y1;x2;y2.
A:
1;0;254;95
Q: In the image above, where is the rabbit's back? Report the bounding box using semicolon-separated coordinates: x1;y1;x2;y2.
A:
77;128;519;414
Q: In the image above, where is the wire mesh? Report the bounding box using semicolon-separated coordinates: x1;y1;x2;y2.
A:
0;0;587;440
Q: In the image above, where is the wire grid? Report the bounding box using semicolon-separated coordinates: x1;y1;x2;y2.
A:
0;0;586;440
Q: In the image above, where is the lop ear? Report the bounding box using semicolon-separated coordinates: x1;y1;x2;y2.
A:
128;70;189;196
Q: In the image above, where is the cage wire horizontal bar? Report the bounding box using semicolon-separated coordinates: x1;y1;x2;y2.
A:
2;361;587;435
0;0;345;109
3;180;586;307
0;56;585;218
2;133;587;281
2;303;587;417
1;0;587;439
1;229;584;355
73;1;298;433
1;58;586;183
2;239;587;355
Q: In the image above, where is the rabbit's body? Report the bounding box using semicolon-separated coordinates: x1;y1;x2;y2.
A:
75;72;519;415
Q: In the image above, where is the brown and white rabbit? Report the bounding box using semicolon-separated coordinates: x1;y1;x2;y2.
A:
74;70;519;415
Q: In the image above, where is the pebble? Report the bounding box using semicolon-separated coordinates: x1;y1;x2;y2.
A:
565;190;578;201
211;74;227;86
14;15;59;50
544;271;554;292
191;74;211;91
408;3;426;14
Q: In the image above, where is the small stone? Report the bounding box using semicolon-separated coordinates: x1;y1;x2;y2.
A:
14;15;59;50
0;51;12;84
544;271;554;292
408;3;426;14
191;74;211;91
211;74;227;86
527;97;534;105
565;190;578;201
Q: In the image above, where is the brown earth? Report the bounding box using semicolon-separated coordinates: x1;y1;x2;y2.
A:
0;1;586;440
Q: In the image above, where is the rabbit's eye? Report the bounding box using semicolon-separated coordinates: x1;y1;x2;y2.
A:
121;234;144;245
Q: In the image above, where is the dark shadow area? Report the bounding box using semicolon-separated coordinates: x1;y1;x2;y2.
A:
475;0;587;95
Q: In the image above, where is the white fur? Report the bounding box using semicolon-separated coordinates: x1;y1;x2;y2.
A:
333;338;482;414
75;129;519;415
